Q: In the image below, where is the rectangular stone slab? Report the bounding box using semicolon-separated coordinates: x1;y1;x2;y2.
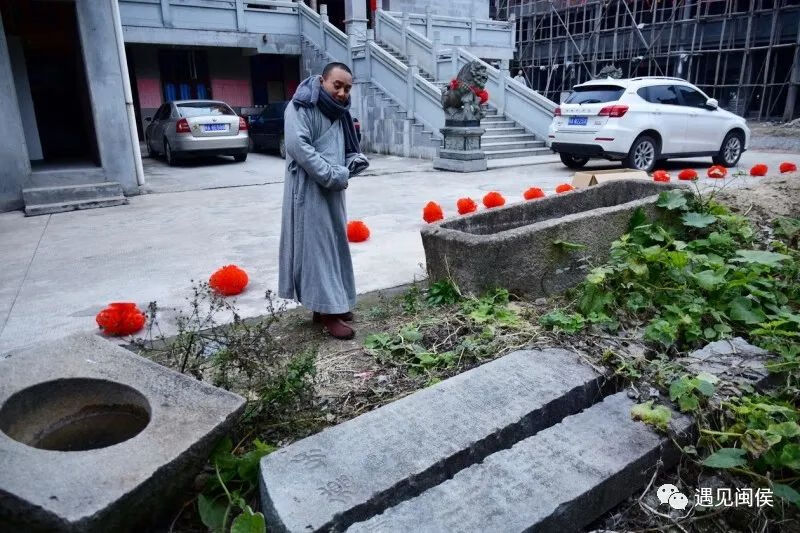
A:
348;392;693;533
259;348;606;532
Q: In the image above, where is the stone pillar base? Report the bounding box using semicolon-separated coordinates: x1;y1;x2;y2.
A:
433;120;488;173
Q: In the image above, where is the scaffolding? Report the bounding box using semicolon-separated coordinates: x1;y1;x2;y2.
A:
493;0;800;120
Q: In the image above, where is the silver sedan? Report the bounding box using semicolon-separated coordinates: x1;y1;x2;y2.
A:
145;100;249;166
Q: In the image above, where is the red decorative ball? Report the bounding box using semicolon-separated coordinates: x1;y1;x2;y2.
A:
457;197;478;215
652;170;671;182
482;191;506;208
678;169;698;181
96;302;146;336
749;164;768;177
423;201;444;223
523;187;545;200
209;265;249;296
707;165;727;179
347;220;370;242
779;161;797;173
555;183;575;194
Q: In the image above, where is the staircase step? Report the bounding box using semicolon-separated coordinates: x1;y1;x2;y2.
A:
483;134;540;143
348;392;693;533
484;147;552;159
483;127;526;135
24;196;129;216
481;115;512;123
482;120;516;128
482;140;546;150
22;181;124;206
260;349;607;532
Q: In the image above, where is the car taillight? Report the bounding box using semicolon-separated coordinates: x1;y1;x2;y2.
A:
176;118;190;133
354;122;360;131
598;105;629;118
553;106;562;117
239;116;247;131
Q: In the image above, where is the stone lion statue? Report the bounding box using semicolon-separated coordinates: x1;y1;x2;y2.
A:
441;61;489;122
596;64;623;79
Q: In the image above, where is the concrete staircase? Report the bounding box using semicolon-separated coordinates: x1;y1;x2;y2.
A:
375;40;550;161
22;182;128;216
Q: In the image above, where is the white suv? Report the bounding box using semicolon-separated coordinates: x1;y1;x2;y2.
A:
547;77;750;172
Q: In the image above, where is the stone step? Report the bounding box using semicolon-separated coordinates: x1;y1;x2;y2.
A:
485;125;528;135
22;181;124;206
481;120;516;128
482;140;546;150
484;147;552;159
481;115;512;123
348;392;693;533
483;134;541;143
260;349;609;532
24;196;129;217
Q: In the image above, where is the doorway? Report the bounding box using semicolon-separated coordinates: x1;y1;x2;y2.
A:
0;0;100;166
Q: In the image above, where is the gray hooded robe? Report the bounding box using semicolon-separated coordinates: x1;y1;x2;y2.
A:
277;79;359;314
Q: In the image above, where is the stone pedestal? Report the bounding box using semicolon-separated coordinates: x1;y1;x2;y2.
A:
433;119;487;172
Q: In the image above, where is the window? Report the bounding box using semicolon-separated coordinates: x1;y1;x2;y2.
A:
678;86;709;108
564;85;625;104
641;85;680;105
177;102;235;117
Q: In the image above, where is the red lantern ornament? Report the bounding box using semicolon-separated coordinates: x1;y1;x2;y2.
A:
96;302;146;336
457;197;478;215
779;162;797;173
555;183;575;194
449;79;460;90
652;170;671;182
523;187;545;200
678;169;698;181
749;164;768;177
209;265;249;296
707;165;727;179
347;220;370;242
482;191;506;208
423;201;444;223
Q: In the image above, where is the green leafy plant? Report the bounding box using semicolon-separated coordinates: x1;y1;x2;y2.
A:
426;279;462;306
669;372;718;412
198;437;275;533
631;401;673;431
539;310;585;333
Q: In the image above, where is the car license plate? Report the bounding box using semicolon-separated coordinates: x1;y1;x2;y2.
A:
568;116;588;126
203;123;228;132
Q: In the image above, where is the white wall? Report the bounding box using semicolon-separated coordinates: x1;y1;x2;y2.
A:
386;0;490;19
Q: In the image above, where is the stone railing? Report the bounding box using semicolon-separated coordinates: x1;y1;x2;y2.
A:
383;8;515;60
450;48;557;139
353;33;445;137
297;2;349;64
374;10;556;139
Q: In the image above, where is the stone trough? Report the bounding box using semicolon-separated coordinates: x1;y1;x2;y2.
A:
0;333;245;532
421;180;681;297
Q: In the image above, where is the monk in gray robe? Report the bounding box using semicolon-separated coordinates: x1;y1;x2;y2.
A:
278;62;369;340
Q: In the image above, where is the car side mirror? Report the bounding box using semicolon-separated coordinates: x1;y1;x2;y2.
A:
706;98;718;110
145;117;152;122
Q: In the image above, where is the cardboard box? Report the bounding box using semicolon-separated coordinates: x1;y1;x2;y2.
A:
571;168;650;188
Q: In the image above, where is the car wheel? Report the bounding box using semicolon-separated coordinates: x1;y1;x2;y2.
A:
712;131;744;167
144;136;154;158
234;151;248;163
279;136;286;159
164;138;176;166
559;153;589;169
624;134;658;172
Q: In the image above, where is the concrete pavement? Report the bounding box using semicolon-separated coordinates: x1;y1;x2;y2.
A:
1;149;798;353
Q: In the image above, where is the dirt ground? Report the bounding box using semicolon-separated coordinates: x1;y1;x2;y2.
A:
748;120;800;153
